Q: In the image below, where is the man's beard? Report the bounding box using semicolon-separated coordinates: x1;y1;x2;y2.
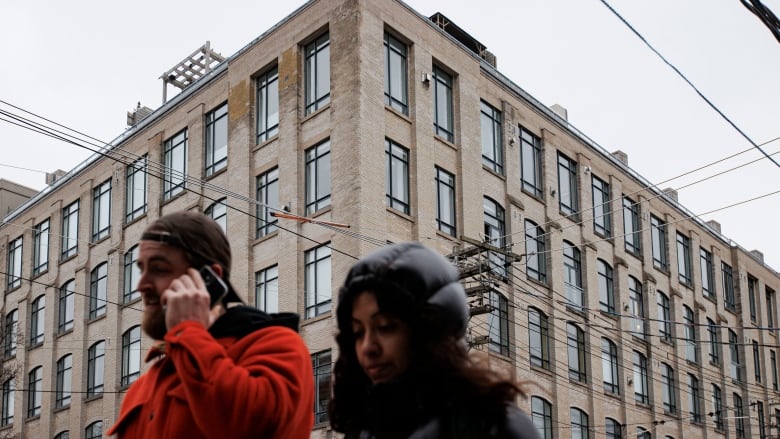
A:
142;307;167;340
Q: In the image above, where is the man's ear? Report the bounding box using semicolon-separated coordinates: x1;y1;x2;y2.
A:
210;263;224;278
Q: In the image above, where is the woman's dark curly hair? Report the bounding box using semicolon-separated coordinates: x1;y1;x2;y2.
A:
328;243;523;434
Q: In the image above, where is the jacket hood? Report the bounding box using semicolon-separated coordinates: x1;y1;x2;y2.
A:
337;242;468;339
209;305;300;339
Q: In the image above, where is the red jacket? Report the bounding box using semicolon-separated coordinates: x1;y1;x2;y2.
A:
108;307;314;438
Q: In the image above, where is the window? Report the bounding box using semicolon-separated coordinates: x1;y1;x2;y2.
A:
520;127;543;198
5;236;21;290
384;32;408;114
124;245;140;303
734;393;745;438
729;329;742;381
256;66;279;143
435;167;456;236
557;153;578;216
29;295;45;346
126;154;147;221
723;262;735;311
525;220;547;283
0;378;16;427
661;363;676;413
700;248;714;299
32;218;49;275
712;384;724;430
85;421;103;439
622;196;641;255
767;287;776;329
89;263;108;319
628;276;645;339
255;265;279;313
385;139;410;214
61;200;79;259
488;291;509;356
531;397;552;439
304;140;331;215
601;338;619;394
683;305;697;363
205;198;227;232
563;241;583;311
633;350;649;404
748;275;759;323
26;366;42;418
87;340;105;397
570;408;589;439
676;232;692;285
772;350;778;390
687;373;701;422
58;280;75;334
256;167;279;238
312;350;331;424
304;33;330;115
528;308;550;370
758;401;766;439
3;310;18;357
205;102;228;176
567;323;586;382
304;244;331;319
55;354;72;409
597;259;615;314
483;198;506;278
754;340;762;383
592;176;611;237
605;418;622;439
636;428;650;439
708;318;721;364
0;378;13;426
163;129;187;200
121;326;141;387
54;432;69;439
481;101;503;173
657;291;672;342
92;179;111;241
432;65;453;142
650;215;667;270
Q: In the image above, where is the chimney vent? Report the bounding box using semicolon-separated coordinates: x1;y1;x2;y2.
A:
612;150;628;166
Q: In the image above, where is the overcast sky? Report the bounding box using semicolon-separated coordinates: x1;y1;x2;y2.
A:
1;0;778;270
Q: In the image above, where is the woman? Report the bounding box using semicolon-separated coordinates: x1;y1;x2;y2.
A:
330;242;540;438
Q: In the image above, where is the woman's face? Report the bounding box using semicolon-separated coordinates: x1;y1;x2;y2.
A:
351;291;411;383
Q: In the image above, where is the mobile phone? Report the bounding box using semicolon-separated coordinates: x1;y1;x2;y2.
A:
199;265;229;307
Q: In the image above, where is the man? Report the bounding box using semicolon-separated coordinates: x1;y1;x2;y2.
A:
108;211;314;438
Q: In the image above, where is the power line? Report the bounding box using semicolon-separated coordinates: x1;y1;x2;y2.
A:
599;0;780;168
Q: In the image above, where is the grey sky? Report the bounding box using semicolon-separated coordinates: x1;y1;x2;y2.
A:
1;0;778;270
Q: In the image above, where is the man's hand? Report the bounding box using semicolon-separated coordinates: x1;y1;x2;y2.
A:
162;268;224;330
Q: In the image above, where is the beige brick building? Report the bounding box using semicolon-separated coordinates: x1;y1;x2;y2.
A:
1;0;778;438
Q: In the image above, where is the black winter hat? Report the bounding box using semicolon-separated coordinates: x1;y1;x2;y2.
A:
337;242;468;338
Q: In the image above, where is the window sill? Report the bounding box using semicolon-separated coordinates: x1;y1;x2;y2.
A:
433;134;458;150
30;269;48;281
253;229;279;246
121;296;142;309
386;206;414;223
660;338;674;347
28;341;43;350
124;211;148;228
84;393;103;403
301;312;330;326
520;188;545;204
301;103;330;124
24;414;40;423
435;230;458;243
482;164;506;180
53;404;70;413
254;134;279;151
88;313;107;324
385;105;411;123
56;328;74;338
603;389;621;400
205;165;228;181
306;205;332;219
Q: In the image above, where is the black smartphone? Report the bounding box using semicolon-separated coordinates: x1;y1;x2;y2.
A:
199;265;229;307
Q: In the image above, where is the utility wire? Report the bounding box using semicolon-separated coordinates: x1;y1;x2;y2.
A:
742;0;780;43
599;0;780;168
